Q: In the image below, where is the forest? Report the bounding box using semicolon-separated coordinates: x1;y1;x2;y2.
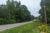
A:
0;0;34;24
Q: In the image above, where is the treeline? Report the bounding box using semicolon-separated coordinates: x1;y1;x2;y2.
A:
0;0;34;24
39;0;50;24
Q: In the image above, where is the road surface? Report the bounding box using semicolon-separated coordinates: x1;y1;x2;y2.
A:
0;21;32;31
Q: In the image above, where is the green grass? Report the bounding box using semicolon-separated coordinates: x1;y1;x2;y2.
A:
0;23;33;33
48;26;50;33
0;21;50;33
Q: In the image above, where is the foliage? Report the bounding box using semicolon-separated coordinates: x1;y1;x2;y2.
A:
0;0;34;24
39;0;50;24
0;18;4;24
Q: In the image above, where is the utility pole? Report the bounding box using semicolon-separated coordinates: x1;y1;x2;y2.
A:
44;5;47;24
43;0;47;24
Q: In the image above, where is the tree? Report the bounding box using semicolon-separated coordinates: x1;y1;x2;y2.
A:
39;0;50;24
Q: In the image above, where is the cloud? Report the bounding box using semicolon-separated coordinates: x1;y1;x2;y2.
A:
19;0;41;17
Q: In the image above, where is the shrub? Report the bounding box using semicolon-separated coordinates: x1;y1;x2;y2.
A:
0;18;16;24
0;18;5;25
7;19;16;24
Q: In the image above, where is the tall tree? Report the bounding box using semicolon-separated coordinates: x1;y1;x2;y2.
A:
39;0;50;24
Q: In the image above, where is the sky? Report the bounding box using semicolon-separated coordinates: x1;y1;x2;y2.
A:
0;0;41;17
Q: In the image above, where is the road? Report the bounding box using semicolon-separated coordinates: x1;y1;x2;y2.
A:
0;21;32;31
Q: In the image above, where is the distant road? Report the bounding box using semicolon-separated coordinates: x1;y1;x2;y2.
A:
0;21;32;31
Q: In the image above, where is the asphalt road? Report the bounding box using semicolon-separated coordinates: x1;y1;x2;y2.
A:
0;21;32;31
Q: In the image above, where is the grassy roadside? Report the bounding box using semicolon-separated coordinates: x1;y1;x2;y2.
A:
0;23;33;33
48;26;50;33
0;21;50;33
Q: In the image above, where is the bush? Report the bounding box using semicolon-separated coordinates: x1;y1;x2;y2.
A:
0;18;5;25
0;18;16;25
7;19;16;24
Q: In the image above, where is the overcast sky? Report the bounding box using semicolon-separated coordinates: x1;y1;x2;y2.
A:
0;0;41;17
